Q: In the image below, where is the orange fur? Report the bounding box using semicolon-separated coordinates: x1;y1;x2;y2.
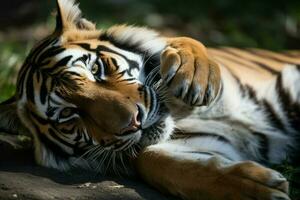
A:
135;147;289;200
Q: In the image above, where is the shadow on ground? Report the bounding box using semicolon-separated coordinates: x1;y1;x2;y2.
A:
0;138;177;200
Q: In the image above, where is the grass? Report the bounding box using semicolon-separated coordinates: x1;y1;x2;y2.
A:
0;41;31;101
273;162;300;199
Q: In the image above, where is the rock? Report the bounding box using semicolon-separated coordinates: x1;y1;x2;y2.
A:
0;135;177;200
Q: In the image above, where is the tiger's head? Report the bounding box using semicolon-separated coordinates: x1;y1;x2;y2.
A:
0;0;174;172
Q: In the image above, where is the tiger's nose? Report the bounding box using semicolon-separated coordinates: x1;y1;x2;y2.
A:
119;111;141;135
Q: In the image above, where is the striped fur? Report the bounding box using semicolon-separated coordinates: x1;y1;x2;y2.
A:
0;0;298;199
177;47;300;165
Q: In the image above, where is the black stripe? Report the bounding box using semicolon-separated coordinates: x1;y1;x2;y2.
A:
62;71;82;78
46;106;57;118
17;64;27;97
74;131;82;142
51;55;73;69
99;32;142;55
78;43;141;77
29;37;58;63
214;51;261;72
172;131;231;144
261;100;285;131
30;111;49;125
49;91;64;106
118;78;136;82
221;48;279;75
250;60;279;75
244;85;259;103
273;76;300;164
247;49;300;65
230;74;246;97
282;51;300;58
26;68;35;103
48;128;75;149
38;130;70;159
240;84;285;132
143;87;149;108
101;56;110;75
252;131;269;162
37;46;65;64
276;74;300;132
71;54;89;66
40;73;48;105
111;58;119;71
96;45;140;76
181;151;214;156
36;124;85;158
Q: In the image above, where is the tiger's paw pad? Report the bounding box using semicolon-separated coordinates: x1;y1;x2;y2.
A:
160;37;221;107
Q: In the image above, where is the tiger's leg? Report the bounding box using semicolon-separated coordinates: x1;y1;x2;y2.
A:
154;38;293;199
135;139;290;200
160;37;299;164
160;37;221;118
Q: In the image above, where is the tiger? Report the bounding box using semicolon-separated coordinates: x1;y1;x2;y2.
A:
0;0;299;199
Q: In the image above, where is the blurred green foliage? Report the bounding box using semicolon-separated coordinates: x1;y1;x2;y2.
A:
273;161;300;199
39;0;300;50
0;42;30;101
1;0;299;100
0;0;299;198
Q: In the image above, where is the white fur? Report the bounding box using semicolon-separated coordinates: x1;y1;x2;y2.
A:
57;0;82;29
281;64;300;102
106;25;166;55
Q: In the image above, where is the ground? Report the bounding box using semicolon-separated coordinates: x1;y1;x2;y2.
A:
0;136;177;200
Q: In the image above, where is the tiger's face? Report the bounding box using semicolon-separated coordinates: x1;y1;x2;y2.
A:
2;0;174;171
39;39;171;148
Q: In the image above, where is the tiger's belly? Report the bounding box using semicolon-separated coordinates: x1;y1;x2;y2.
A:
171;103;293;165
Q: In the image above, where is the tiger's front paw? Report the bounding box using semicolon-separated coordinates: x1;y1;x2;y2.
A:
223;161;290;200
160;37;221;106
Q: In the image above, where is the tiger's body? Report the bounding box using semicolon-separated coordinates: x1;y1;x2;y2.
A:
135;47;299;200
174;47;300;165
0;0;299;199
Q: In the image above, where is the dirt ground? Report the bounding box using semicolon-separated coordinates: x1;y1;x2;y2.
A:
0;137;177;200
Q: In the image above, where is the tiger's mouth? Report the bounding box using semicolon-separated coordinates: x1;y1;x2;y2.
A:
136;65;173;148
111;81;172;152
114;98;171;150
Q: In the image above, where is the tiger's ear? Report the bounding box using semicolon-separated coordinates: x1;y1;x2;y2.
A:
0;96;27;135
55;0;96;33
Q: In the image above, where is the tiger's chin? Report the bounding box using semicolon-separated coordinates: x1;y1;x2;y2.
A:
138;115;174;148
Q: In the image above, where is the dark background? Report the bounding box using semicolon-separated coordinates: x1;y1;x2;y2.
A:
0;0;299;198
0;0;299;101
1;0;300;49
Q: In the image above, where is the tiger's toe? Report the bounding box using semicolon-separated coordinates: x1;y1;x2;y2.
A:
268;170;289;193
160;37;221;108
